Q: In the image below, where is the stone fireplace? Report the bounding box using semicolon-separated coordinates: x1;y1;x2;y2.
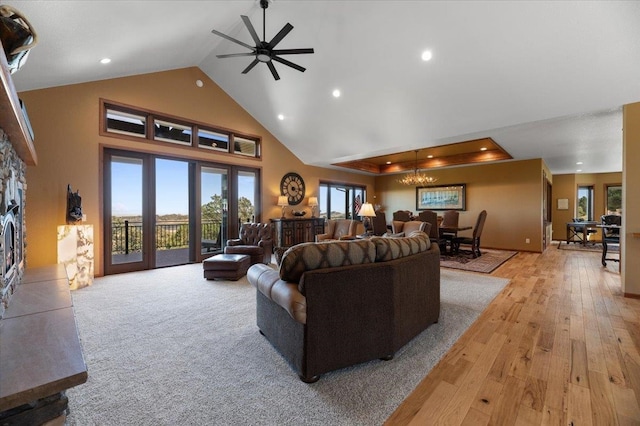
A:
0;129;26;320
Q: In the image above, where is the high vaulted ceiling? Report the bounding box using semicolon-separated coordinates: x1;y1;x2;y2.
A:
10;1;640;175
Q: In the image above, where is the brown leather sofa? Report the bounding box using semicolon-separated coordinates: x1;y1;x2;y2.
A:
247;232;440;382
225;222;273;265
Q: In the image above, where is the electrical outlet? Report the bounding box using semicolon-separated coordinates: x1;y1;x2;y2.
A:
525;238;530;244
82;214;87;221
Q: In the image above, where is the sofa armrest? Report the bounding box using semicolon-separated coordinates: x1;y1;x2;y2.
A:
226;238;242;246
315;233;331;242
247;264;307;324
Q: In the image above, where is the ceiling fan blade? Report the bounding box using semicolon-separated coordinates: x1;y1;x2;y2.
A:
267;61;281;80
242;59;260;74
241;15;262;45
211;29;255;51
268;23;293;48
272;56;306;73
272;48;314;55
217;52;256;58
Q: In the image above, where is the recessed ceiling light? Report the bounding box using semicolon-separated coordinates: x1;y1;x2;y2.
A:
480;147;487;151
100;58;111;64
332;89;341;98
277;114;285;120
576;169;582;172
427;155;433;159
196;79;204;87
386;161;391;165
421;50;433;61
576;161;583;165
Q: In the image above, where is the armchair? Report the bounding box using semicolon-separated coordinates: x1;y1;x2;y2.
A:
316;219;357;242
225;222;273;265
390;220;428;236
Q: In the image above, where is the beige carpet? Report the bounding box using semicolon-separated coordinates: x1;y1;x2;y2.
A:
440;248;518;273
66;264;509;425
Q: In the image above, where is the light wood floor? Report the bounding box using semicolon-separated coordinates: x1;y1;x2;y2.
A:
386;243;640;425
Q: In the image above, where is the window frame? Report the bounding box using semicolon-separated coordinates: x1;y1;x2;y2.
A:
576;185;595;221
100;99;261;160
319;181;367;220
605;183;622;216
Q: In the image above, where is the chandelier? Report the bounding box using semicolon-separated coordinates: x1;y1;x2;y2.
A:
397;150;438;186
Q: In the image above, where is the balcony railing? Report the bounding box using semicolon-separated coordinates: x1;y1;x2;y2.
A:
111;220;221;255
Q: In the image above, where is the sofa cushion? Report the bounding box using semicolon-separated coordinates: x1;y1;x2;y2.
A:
279;239;376;282
371;231;430;262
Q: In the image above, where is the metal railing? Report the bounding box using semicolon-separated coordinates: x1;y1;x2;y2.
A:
111;220;221;254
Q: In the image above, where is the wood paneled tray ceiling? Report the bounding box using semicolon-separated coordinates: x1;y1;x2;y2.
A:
333;138;512;174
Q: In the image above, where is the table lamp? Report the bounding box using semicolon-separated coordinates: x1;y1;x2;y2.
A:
277;196;289;219
358;202;376;235
308;196;318;217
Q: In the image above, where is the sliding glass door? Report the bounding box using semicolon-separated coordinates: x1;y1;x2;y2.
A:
104;148;260;275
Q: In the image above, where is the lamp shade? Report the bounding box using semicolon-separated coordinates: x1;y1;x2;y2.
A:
308;196;318;207
277;196;289;207
358;202;376;217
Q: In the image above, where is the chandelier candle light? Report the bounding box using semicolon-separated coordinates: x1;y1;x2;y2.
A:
398;150;438;186
278;195;289;219
308;196;318;217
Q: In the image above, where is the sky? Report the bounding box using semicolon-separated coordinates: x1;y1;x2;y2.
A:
111;157;255;216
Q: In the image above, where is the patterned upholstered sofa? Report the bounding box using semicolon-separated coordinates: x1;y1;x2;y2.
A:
247;232;440;382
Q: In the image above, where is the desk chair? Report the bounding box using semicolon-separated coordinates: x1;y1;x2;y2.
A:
601;214;621;266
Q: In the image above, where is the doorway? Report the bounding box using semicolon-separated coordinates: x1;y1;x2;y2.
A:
103;149;260;275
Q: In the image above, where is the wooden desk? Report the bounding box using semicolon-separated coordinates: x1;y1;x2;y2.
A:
566;221;598;245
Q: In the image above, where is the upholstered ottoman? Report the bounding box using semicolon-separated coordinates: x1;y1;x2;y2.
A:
203;254;251;280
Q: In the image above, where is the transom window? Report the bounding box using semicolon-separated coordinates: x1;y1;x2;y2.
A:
101;100;261;159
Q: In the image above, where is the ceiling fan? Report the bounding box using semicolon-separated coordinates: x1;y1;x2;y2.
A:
211;0;314;81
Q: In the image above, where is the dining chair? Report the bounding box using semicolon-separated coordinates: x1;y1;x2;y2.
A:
600;214;621;266
392;210;412;222
417;210;440;242
439;210;459;252
452;210;487;258
371;211;388;236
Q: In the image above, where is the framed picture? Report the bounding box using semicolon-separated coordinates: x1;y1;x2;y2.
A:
416;184;466;211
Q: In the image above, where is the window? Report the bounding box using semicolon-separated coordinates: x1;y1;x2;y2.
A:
606;184;622;215
105;108;146;138
101;100;261;159
319;182;366;220
153;119;191;145
577;185;594;220
198;129;229;152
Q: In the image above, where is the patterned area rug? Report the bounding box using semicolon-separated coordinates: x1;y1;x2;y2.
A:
440;249;518;273
557;241;619;253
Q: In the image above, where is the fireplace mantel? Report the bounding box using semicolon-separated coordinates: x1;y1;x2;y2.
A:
0;43;37;166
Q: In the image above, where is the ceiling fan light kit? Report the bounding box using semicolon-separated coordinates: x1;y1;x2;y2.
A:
211;0;314;81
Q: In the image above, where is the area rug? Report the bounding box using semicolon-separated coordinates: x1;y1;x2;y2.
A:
557;240;619;253
440;248;518;273
66;264;509;425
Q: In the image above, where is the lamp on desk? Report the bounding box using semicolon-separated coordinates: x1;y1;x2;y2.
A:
358;202;376;235
308;196;318;217
277;196;289;219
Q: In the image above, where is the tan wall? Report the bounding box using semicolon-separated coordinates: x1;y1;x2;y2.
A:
19;67;374;276
623;102;640;296
375;159;545;252
551;172;622;241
